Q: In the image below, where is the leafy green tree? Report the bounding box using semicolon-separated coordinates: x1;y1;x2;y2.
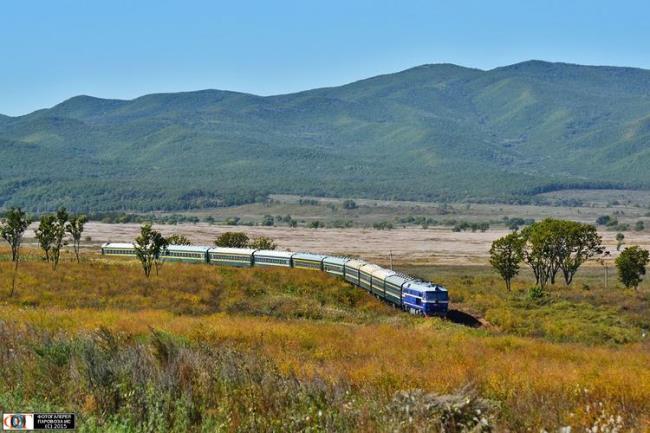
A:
556;221;604;286
635;221;645;231
36;208;69;269
616;232;625;251
134;224;168;278
66;214;87;263
214;232;250;248
1;208;31;297
616;246;650;290
342;200;357;210
0;208;31;262
35;215;56;263
166;234;192;245
248;236;277;250
50;208;69;269
521;219;604;287
489;231;524;291
520;220;558;289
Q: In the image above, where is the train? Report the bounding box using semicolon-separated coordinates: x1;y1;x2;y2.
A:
101;242;449;317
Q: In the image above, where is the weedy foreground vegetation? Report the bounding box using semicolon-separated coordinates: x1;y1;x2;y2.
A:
0;249;649;432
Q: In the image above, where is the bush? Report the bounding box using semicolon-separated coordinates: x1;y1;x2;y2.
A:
224;217;240;225
596;215;612;226
372;221;393;230
249;236;277;250
214;232;249;248
528;286;546;301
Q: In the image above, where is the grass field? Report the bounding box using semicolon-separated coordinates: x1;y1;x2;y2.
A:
0;248;649;432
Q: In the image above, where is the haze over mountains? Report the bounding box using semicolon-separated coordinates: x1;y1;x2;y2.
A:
2;60;650;211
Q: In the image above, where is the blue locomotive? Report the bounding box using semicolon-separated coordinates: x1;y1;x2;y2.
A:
101;243;449;317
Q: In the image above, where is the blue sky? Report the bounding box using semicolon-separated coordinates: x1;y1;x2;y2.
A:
1;0;649;116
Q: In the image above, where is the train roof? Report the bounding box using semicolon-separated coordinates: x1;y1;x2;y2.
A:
166;245;210;252
404;280;448;292
102;242;135;249
322;256;349;265
208;247;257;255
371;267;397;279
253;250;295;259
345;259;368;270
385;273;416;286
292;252;327;261
359;263;383;274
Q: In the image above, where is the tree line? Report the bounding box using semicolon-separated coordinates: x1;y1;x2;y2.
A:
1;207;88;295
489;218;649;292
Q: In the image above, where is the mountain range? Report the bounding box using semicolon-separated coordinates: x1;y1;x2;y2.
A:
2;60;650;212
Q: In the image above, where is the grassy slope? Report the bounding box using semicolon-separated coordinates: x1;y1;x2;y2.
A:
3;61;650;210
0;250;649;431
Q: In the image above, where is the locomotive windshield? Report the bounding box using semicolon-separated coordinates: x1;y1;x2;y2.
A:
425;290;448;301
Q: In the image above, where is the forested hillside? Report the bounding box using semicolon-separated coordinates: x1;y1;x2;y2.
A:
2;60;650;211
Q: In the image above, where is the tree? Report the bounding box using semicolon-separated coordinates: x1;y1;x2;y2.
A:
50;208;69;269
166;234;192;245
489;231;524;291
249;236;277;250
343;200;357;210
520;220;558;289
615;246;650;290
520;219;603;288
616;232;625;251
635;221;645;231
1;208;31;297
556;221;604;286
134;224;168;278
66;214;87;263
598;251;612;290
0;208;31;262
35;215;56;263
214;232;249;248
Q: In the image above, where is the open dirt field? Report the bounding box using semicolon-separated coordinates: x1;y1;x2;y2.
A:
23;223;650;265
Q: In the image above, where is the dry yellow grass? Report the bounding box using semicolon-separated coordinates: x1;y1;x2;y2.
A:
2;305;649;430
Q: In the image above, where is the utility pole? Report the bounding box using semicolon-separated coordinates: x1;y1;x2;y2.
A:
389;250;393;270
600;251;611;290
